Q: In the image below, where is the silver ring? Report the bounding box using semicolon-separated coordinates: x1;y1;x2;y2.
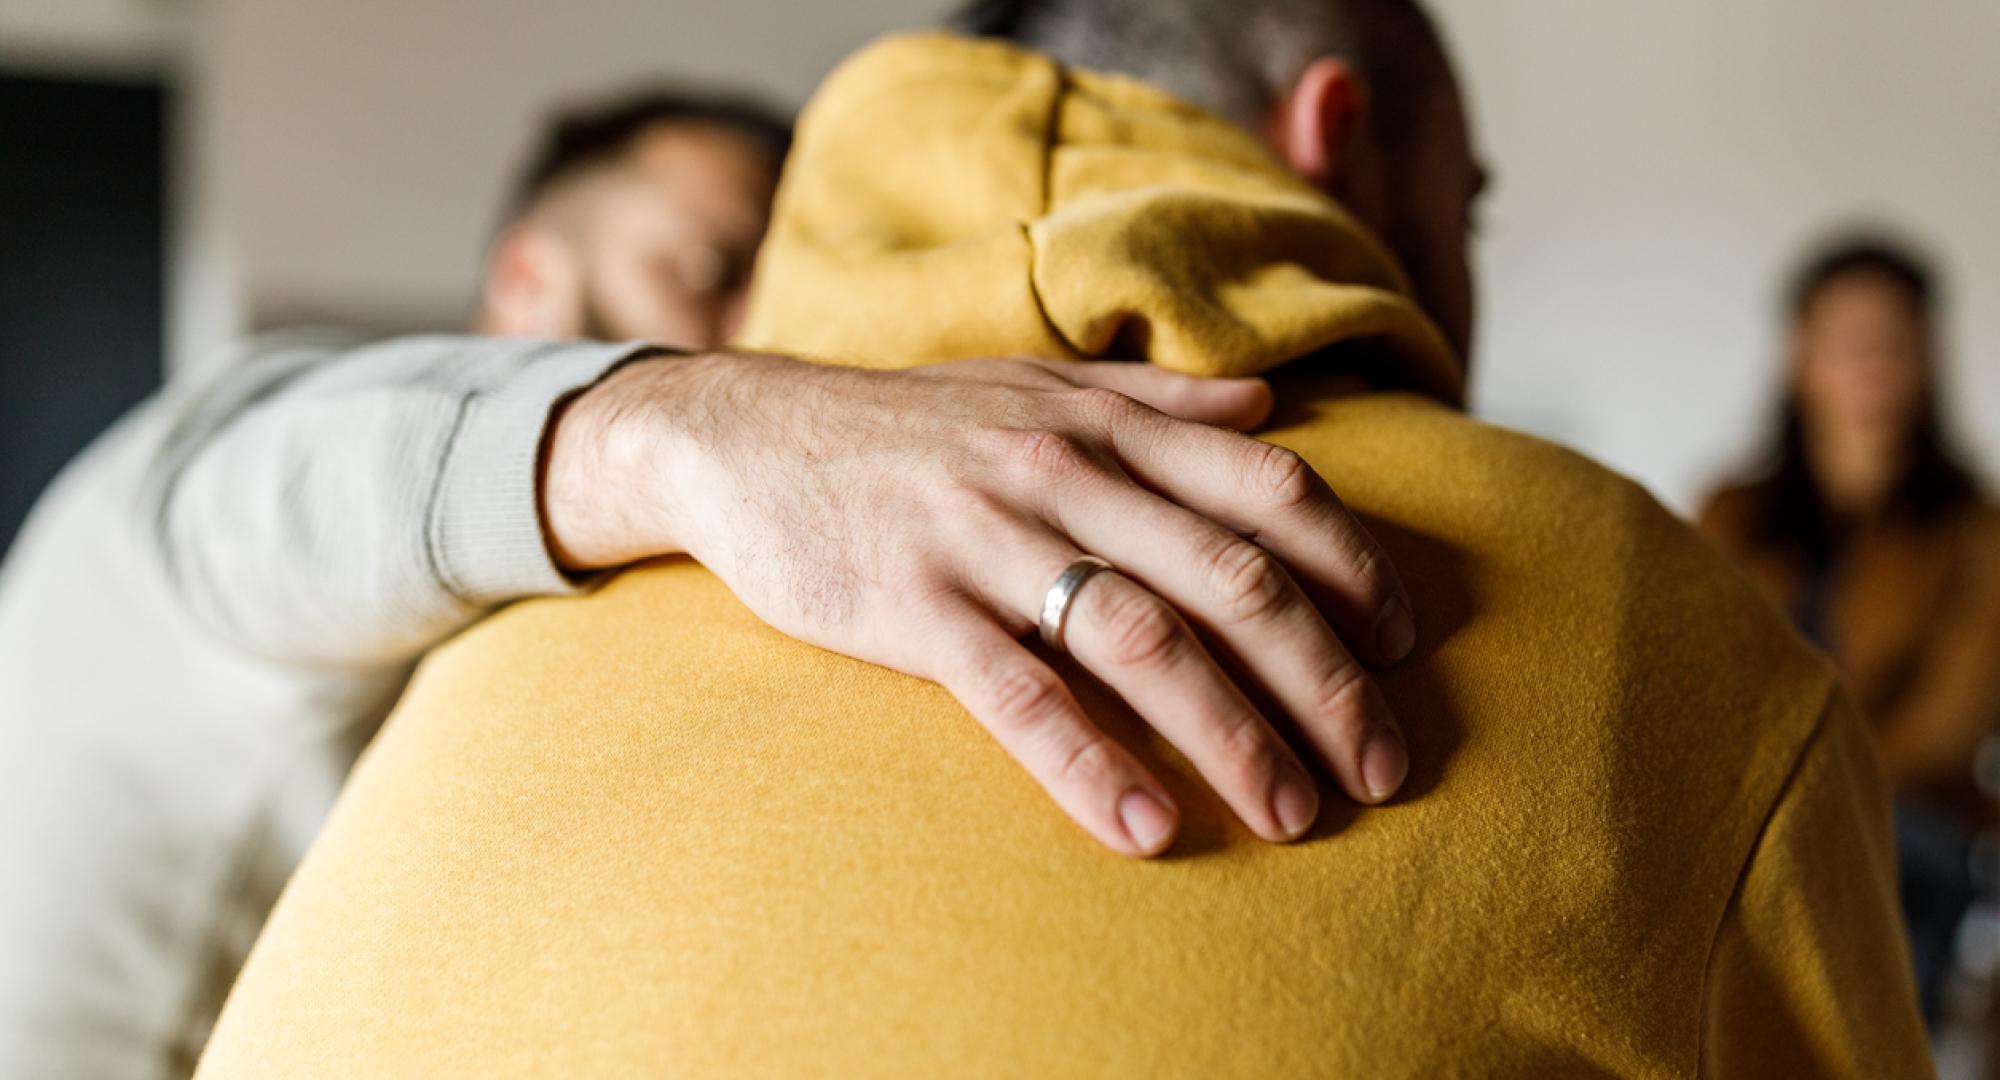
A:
1039;556;1115;652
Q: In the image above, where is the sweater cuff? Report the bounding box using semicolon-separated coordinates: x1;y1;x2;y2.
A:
429;341;664;607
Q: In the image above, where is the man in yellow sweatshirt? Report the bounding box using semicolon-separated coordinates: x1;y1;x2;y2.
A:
196;1;1931;1076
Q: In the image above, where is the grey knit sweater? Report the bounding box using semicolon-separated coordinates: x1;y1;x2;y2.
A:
0;330;649;1079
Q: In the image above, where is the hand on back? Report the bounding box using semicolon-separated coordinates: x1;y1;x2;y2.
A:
546;352;1414;856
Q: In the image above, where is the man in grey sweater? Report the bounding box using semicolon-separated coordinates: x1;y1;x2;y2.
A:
0;86;1420;1077
0;88;798;1079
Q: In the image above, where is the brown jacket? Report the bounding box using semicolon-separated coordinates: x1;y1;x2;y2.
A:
1702;486;2000;827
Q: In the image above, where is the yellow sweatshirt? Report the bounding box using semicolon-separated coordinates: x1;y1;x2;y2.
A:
197;34;1930;1079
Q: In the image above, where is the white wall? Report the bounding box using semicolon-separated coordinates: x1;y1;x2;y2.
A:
197;0;2000;510
1431;0;2000;510
202;0;955;331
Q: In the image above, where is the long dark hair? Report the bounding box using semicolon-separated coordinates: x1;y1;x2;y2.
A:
1747;237;1978;560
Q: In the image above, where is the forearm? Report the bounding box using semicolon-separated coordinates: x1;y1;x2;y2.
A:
140;333;656;667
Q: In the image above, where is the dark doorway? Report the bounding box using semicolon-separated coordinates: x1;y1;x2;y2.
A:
0;70;168;559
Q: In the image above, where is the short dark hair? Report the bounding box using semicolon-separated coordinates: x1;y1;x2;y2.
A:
1787;235;1935;321
505;88;792;222
954;0;1451;148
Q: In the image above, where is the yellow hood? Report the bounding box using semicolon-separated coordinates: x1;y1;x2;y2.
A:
737;32;1462;404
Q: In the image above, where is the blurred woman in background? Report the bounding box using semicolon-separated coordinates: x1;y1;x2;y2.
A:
1702;236;2000;1028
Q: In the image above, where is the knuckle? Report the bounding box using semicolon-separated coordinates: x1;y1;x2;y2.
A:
1203;537;1294;625
1248;443;1322;513
1309;662;1374;735
1053;736;1122;790
1343;539;1391;596
1068;385;1145;428
1311;511;1395;607
999;428;1098;487
965;423;1025;467
895;577;981;638
993;357;1069;388
981;663;1071;737
1193;710;1282;793
935;482;1015;535
1094;587;1189;670
1233;715;1278;760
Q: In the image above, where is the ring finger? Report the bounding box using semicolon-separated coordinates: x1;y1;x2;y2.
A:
1047;468;1406;806
959;521;1323;843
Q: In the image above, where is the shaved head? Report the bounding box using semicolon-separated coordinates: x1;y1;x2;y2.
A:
955;0;1454;150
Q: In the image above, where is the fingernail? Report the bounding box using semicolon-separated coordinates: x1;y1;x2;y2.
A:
1374;597;1416;663
1361;723;1409;802
1273;773;1320;840
1118;790;1178;855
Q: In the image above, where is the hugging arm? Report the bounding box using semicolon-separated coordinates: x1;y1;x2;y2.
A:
141;336;1417;855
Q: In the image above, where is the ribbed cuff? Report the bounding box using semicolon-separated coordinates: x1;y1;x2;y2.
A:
428;340;663;607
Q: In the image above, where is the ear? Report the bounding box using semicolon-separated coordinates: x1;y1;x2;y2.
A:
1268;57;1370;187
478;223;582;339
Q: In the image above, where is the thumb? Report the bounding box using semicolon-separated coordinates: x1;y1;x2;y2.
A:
1049;359;1275;432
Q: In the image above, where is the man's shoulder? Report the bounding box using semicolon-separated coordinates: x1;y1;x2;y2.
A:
1307;388;1831;696
1281;390;1841;864
1289;392;1807;655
